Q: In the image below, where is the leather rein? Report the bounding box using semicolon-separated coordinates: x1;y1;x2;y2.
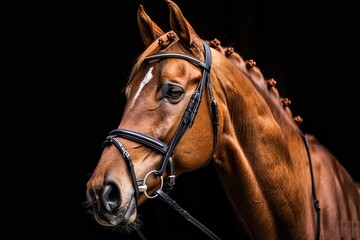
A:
101;40;320;240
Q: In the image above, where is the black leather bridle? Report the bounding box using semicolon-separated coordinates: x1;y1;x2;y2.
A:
103;40;218;199
102;40;221;239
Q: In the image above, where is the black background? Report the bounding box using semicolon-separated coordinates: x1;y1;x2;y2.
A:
21;0;359;239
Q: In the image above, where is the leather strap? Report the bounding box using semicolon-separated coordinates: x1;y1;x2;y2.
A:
299;130;321;240
156;189;222;240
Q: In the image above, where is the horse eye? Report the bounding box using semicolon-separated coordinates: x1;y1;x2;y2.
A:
163;84;184;103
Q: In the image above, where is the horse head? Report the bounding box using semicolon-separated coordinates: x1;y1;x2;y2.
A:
86;1;360;238
86;0;217;229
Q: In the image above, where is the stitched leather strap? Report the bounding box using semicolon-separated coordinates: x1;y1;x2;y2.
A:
156;189;222;240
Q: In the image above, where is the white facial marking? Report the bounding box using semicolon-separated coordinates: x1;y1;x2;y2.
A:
129;67;154;109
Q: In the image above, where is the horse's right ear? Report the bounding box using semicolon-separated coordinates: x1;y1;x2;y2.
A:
137;4;165;47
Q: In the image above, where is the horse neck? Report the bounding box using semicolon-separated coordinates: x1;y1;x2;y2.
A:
209;39;301;132
210;49;316;239
221;44;311;171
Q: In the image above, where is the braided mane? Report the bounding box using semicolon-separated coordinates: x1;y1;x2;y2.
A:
207;38;303;130
128;30;303;131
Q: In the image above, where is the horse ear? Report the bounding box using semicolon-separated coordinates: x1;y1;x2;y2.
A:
166;0;203;51
137;4;165;47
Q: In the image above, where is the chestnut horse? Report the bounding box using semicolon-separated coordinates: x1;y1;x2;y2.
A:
86;0;360;239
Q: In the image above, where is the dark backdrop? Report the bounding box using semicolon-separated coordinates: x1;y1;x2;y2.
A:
29;0;359;239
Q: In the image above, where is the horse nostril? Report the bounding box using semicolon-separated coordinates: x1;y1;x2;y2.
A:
102;181;121;212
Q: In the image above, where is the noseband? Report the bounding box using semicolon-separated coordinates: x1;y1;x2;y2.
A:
102;40;218;201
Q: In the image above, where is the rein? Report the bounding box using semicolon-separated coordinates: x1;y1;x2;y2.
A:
299;130;321;240
101;40;321;240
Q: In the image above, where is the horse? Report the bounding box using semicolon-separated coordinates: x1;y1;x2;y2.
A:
85;0;360;239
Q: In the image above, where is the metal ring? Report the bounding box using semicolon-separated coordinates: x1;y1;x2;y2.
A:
141;170;163;199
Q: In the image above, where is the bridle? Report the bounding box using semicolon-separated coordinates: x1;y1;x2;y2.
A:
101;40;321;240
102;40;221;239
103;39;217;199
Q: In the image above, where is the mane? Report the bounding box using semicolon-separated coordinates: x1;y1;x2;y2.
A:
207;38;303;130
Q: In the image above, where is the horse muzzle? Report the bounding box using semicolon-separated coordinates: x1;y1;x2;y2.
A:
86;181;137;227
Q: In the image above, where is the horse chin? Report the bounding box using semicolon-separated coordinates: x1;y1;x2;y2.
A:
94;196;137;227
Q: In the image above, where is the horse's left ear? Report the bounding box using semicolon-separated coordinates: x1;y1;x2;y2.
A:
166;0;203;52
137;4;165;47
